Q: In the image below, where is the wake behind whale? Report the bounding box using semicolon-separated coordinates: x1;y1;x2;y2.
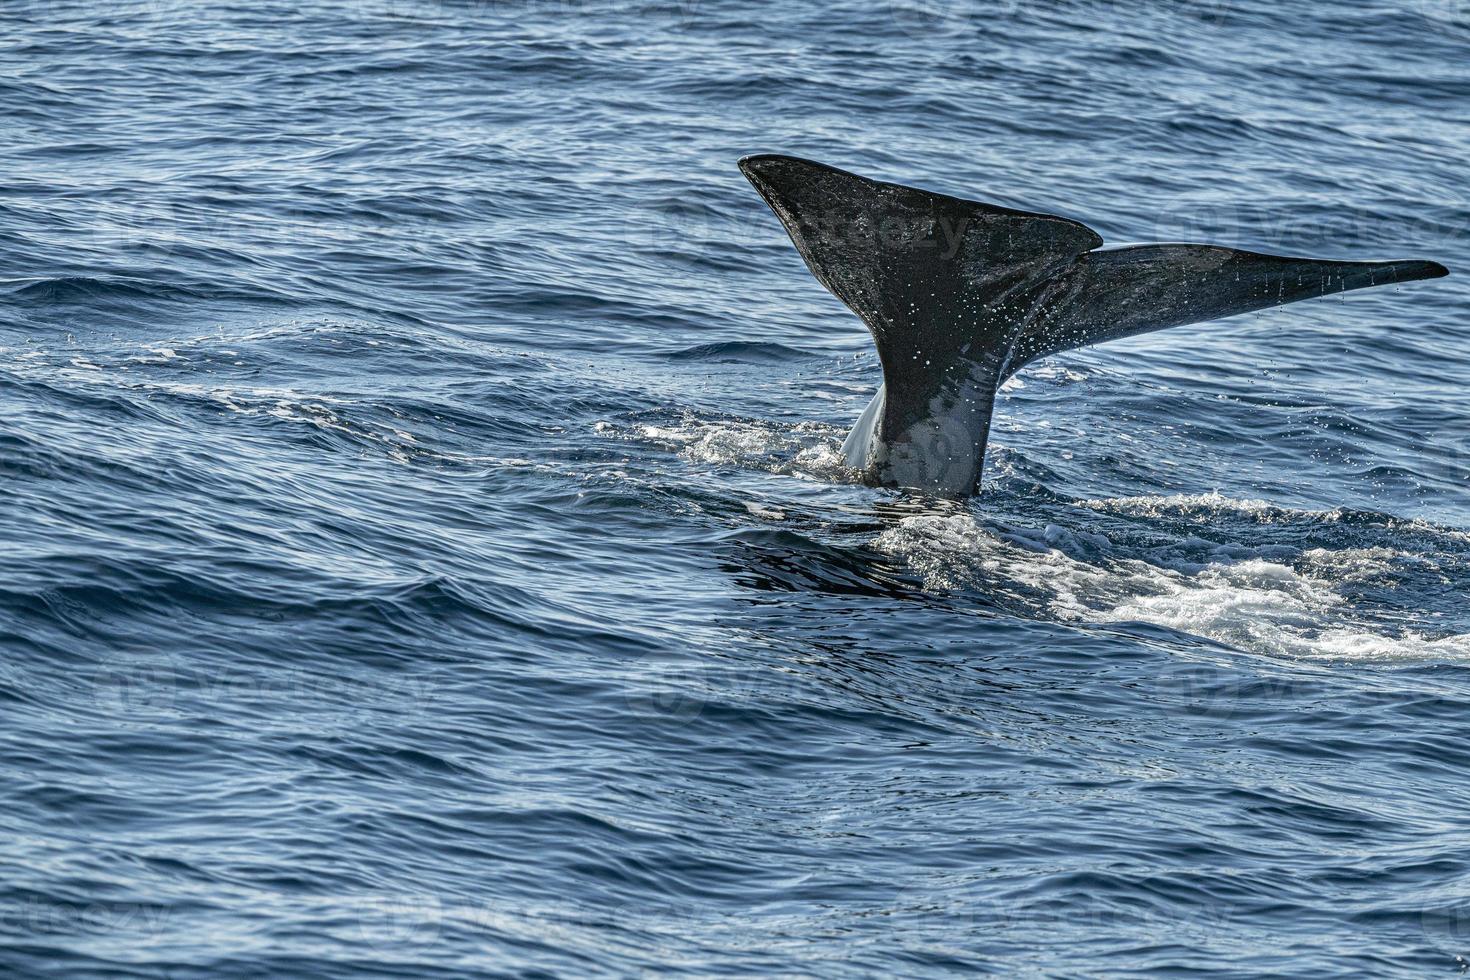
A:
739;154;1448;497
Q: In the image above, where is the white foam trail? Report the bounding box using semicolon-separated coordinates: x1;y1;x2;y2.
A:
872;507;1470;663
1082;491;1470;545
615;417;857;484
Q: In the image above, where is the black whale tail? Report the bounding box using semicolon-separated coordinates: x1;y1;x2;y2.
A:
739;153;1447;494
1007;245;1448;370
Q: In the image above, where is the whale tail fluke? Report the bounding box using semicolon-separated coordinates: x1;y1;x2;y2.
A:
1009;244;1448;371
739;153;1448;494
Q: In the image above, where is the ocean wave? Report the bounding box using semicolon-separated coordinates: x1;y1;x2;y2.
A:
660;341;816;363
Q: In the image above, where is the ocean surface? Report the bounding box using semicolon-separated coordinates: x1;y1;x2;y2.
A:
2;1;1468;975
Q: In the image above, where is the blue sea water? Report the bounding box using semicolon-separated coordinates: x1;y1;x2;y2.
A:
2;0;1469;975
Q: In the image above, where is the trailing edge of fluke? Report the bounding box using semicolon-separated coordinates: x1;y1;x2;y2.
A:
738;153;1448;497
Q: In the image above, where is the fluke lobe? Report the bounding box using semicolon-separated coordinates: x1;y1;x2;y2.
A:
739;154;1448;497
